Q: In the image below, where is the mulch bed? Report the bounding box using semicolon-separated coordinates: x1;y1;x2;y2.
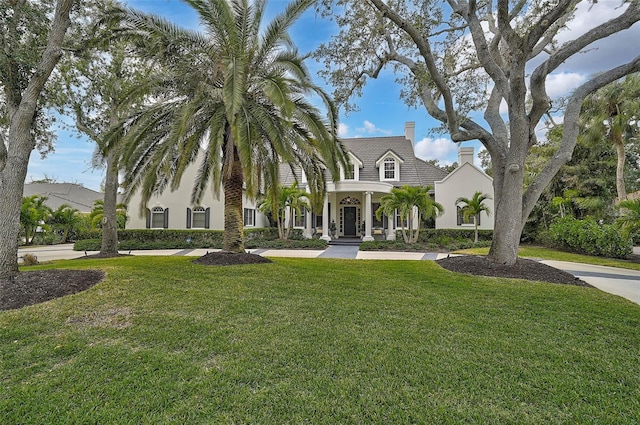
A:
437;255;591;286
192;251;273;266
0;269;105;311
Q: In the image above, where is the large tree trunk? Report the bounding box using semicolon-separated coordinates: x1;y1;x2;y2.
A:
0;0;76;281
100;150;120;255
0;132;33;280
223;145;245;253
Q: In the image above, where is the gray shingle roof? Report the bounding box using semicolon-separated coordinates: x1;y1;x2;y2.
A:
277;135;449;188
23;183;103;213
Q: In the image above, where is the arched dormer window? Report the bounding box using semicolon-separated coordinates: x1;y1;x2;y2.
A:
383;158;396;180
376;151;404;181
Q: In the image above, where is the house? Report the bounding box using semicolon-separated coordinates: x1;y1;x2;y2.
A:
23;182;103;214
126;122;494;237
434;147;494;230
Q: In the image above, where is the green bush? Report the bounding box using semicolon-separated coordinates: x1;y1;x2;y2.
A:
73;228;309;251
417;228;493;243
547;216;632;259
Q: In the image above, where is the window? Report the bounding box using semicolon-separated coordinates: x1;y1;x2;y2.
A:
293;208;306;228
313;213;323;229
395;210;404;228
151;207;166;228
372;203;384;228
384;158;396;179
192;207;206;228
344;163;355;180
244;208;255;227
457;206;480;226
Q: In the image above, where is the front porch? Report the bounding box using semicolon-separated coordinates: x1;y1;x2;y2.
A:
304;181;397;242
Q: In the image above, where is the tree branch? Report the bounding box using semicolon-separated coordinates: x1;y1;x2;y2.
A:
367;0;463;139
529;1;640;125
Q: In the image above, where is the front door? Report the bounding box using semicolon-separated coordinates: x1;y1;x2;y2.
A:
343;207;357;236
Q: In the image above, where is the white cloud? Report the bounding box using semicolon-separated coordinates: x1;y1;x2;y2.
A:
337;122;349;137
356;120;392;136
414;137;458;164
545;72;588;98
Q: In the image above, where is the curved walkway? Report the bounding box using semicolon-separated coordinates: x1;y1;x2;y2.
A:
17;244;640;306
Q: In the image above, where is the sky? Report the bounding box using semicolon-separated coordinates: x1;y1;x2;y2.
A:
25;0;640;192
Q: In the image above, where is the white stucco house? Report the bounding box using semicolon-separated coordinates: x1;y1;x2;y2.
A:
126;122;494;238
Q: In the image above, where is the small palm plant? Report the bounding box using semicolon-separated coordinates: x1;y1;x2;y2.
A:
376;185;443;244
259;182;309;241
48;204;82;243
456;191;492;243
616;198;640;240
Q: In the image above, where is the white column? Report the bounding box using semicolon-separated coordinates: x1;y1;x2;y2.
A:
363;191;374;241
321;194;331;241
386;213;396;240
304;207;312;239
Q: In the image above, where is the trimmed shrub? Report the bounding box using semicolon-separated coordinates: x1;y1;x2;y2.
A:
547;216;632;259
73;228;310;251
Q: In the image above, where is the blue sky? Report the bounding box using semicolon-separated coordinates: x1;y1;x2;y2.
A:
26;0;640;191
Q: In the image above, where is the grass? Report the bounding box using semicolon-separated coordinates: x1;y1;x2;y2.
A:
455;244;640;271
2;256;640;424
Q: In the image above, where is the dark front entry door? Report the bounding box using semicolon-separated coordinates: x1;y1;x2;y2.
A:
344;207;357;236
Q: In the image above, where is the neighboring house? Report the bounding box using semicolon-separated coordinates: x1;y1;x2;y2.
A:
126;122;494;237
434;147;494;230
23;183;103;213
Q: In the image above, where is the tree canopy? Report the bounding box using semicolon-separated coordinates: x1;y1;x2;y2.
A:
316;0;640;264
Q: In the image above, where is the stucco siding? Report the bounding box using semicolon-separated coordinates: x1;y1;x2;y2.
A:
435;163;494;230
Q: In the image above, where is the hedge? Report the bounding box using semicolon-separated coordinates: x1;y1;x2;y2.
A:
544;216;632;259
73;228;313;251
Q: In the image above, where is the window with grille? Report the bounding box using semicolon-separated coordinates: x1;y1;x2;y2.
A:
192;207;206;228
384;158;395;179
151;207;165;228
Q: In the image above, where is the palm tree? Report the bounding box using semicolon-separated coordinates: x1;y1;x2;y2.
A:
89;200;128;230
616;198;640;239
580;75;640;202
258;182;309;240
48;204;82;243
456;191;492;243
111;0;347;253
20;195;51;245
376;185;443;244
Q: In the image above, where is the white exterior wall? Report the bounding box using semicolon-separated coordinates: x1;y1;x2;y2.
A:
126;162;268;230
434;163;494;230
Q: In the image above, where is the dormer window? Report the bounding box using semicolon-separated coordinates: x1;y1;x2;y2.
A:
340;153;362;181
345;163;355;180
376;151;403;181
384;158;396;179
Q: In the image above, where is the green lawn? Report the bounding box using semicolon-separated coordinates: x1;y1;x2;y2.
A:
2;256;640;424
455;245;640;271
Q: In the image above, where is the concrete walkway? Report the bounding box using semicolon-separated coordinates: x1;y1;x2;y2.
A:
17;244;640;306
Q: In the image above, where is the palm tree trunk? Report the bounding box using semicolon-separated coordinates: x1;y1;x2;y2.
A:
615;138;627;202
223;145;245;253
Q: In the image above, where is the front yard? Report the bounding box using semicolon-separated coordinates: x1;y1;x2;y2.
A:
2;256;639;424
